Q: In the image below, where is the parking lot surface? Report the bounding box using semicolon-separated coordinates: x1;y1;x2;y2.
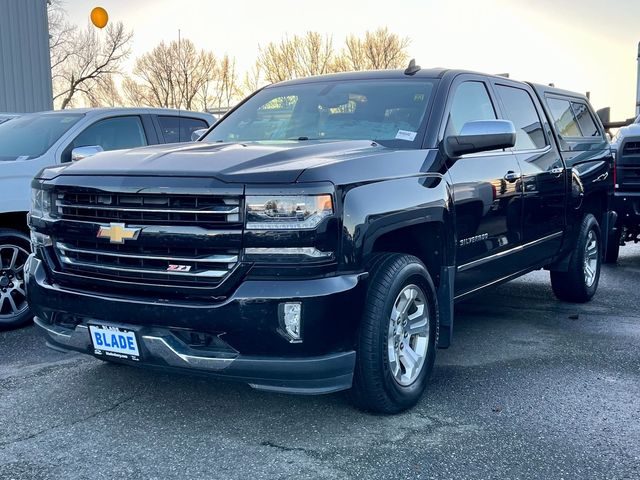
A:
1;245;639;480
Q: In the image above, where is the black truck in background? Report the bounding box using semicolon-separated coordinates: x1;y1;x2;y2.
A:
604;120;640;262
26;67;615;413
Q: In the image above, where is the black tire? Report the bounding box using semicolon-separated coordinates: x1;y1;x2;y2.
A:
604;227;622;264
550;214;601;303
0;228;33;330
351;253;438;414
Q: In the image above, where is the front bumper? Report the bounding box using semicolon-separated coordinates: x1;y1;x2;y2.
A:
614;192;640;233
26;255;361;394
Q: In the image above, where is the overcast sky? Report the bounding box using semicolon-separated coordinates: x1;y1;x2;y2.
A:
64;0;640;119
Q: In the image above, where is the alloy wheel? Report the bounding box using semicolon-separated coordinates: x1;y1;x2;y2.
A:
387;284;430;386
0;244;30;319
583;229;598;288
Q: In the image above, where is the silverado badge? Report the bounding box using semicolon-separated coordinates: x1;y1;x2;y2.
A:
97;223;141;244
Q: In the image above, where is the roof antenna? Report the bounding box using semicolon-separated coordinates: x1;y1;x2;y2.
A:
404;59;421;76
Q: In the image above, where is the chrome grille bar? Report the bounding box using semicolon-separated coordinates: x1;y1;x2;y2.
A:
57;255;229;278
55;202;239;215
55;242;238;264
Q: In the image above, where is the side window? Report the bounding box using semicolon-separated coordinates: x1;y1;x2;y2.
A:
571;102;600;137
158;116;209;143
446;81;497;136
546;98;581;137
74;116;147;152
496;85;547;150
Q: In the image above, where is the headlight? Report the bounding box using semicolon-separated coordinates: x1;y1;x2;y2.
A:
30;187;52;219
246;195;333;230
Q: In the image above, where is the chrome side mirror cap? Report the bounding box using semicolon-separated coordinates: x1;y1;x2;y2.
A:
445;120;516;158
71;145;104;162
191;128;208;142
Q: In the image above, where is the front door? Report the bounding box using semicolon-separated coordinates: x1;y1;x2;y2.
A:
443;78;524;297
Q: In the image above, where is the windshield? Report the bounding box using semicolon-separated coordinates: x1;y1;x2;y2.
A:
203;79;437;148
0;113;84;161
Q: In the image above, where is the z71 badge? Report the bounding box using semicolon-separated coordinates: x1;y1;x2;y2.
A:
167;264;192;272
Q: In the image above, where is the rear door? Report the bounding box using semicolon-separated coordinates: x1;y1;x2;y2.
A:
443;76;524;297
493;81;566;264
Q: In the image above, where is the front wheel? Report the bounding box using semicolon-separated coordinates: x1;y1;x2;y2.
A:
0;228;32;329
550;214;601;303
351;253;438;414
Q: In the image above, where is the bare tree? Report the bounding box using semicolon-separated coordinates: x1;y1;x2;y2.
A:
207;55;240;109
335;28;410;71
48;0;77;86
124;39;217;110
86;75;124;107
242;61;265;97
257;32;335;83
53;22;133;109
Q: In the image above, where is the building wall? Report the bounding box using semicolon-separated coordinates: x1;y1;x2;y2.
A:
0;0;53;113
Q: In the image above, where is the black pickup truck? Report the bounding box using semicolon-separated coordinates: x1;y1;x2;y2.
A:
604;120;640;262
26;67;615;413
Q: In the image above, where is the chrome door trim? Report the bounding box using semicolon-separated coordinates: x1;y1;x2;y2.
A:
457;231;563;273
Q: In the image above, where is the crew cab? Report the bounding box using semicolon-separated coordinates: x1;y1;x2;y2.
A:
604;119;640;262
26;68;614;413
0;107;214;328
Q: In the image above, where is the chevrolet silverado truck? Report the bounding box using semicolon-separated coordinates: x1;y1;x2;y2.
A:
0;108;214;328
603;120;640;262
26;67;615;413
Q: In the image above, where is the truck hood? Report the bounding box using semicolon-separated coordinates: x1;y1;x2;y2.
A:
57;140;397;184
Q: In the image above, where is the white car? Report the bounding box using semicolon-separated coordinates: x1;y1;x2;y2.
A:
0;107;213;328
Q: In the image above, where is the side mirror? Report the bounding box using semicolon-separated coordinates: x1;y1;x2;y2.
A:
71;145;103;162
191;128;208;142
444;120;516;158
596;107;611;127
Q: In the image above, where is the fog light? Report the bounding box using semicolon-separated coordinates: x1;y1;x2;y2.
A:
30;231;52;247
279;302;302;342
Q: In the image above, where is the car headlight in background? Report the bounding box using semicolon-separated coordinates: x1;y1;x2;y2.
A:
30;187;52;220
246;195;333;230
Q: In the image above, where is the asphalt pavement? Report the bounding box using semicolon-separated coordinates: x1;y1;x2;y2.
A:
1;245;639;480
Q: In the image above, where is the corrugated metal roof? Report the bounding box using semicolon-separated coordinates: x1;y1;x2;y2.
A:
0;0;53;113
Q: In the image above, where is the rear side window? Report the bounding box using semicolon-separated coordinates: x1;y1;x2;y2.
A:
546;97;600;138
446;81;497;136
496;85;547;150
571;102;599;137
158;116;209;143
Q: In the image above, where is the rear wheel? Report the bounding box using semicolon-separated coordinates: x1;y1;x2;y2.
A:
550;214;601;303
0;229;32;329
351;253;438;414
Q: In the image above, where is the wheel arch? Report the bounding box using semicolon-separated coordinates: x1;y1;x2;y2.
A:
0;212;29;235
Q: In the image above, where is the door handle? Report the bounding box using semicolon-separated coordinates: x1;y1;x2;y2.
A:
549;167;564;176
504;171;520;183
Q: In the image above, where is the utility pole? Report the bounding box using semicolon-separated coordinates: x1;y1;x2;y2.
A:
636;41;640;116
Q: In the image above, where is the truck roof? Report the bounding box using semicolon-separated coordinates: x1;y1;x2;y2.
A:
270;69;590;102
25;107;214;120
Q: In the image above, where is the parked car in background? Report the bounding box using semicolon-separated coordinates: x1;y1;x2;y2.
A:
605;120;640;262
0;113;20;125
0;108;214;329
26;68;614;412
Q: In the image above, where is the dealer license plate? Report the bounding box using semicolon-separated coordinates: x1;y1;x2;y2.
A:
88;324;140;361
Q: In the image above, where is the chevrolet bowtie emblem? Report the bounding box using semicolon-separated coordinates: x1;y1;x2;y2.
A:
97;223;141;244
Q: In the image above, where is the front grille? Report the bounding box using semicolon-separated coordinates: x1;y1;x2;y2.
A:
622;141;640;156
54;239;238;284
56;191;240;226
48;188;243;291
